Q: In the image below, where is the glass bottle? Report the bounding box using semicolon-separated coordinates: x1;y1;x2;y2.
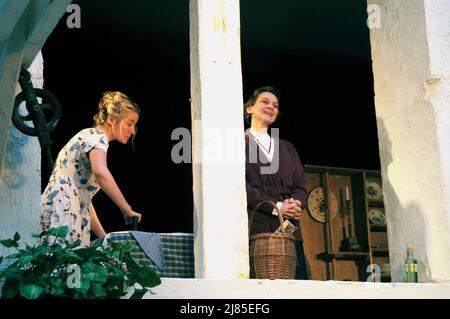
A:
404;244;418;283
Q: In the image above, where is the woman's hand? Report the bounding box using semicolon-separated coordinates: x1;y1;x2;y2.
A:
122;209;142;225
280;198;302;220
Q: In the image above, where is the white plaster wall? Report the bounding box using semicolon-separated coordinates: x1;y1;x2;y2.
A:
368;0;450;282
0;51;42;259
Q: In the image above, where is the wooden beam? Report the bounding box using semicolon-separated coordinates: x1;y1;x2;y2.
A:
0;0;31;42
23;0;73;67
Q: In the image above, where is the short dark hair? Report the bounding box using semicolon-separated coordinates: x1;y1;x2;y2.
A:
243;86;280;124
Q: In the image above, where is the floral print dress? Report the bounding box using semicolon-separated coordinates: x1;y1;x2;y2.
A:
40;128;109;247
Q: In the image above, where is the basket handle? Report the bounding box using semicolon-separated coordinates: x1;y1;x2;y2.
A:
248;200;285;234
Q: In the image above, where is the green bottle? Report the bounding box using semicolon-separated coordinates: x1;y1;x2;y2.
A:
404;244;418;283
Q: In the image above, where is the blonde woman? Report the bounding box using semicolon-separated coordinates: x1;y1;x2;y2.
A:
40;91;142;246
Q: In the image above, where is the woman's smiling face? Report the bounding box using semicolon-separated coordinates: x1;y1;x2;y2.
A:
246;92;279;127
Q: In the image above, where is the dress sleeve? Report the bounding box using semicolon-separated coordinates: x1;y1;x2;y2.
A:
82;130;108;155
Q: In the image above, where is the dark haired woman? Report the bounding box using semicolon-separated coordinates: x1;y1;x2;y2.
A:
244;86;308;279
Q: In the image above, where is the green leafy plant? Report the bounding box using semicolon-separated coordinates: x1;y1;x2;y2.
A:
0;226;161;299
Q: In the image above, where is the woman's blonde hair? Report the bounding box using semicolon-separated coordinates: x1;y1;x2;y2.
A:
93;91;140;126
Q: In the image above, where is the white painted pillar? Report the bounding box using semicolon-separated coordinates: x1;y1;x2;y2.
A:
189;0;249;279
368;0;450;282
0;4;28;170
423;0;450;267
0;52;42;258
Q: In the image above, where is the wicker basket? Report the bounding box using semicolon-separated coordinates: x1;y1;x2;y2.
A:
249;200;297;280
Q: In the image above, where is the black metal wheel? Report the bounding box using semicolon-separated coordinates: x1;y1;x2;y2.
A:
12;88;61;136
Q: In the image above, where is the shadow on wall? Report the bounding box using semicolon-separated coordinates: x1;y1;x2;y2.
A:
0;125;29;189
376;118;431;283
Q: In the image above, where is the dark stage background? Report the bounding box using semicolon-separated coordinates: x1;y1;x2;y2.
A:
41;0;379;235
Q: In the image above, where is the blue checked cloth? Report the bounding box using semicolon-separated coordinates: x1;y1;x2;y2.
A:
129;231;164;270
105;232;194;278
